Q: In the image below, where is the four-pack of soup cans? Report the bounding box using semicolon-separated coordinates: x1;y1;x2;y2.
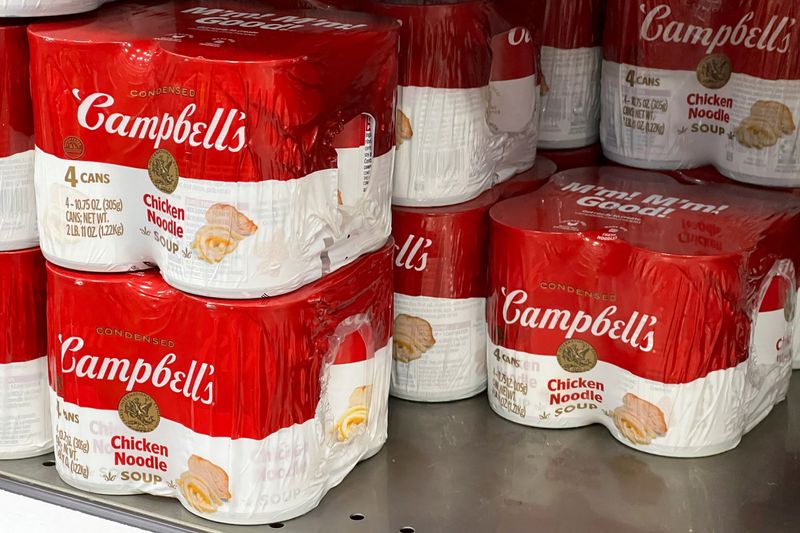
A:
488;168;800;457
601;0;800;188
16;0;400;524
1;0;800;526
29;1;398;299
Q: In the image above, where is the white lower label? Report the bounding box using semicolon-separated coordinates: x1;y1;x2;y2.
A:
393;85;537;206
35;148;393;298
753;308;789;367
601;61;800;187
0;357;52;459
487;338;791;457
539;46;602;149
3;0;112;16
51;345;390;525
391;294;486;402
488;75;537;134
0;150;37;251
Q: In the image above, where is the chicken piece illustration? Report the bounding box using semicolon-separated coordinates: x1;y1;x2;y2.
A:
393;314;436;363
611;393;668;446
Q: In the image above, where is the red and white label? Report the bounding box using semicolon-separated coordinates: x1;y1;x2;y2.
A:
47;244;393;524
601;0;800;187
537;0;604;149
370;2;539;207
390;189;498;401
489;28;538;134
0;248;50;459
28;2;398;298
0;23;36;251
487;167;799;457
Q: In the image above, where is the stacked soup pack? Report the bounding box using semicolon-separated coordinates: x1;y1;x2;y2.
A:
20;0;401;524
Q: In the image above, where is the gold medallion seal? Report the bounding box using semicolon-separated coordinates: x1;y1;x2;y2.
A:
63;136;85;160
118;391;160;433
556;339;598;373
148;149;179;194
696;53;731;90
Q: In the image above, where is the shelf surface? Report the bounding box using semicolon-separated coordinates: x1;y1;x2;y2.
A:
2;373;800;533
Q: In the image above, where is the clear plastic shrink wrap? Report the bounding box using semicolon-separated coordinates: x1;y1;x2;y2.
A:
368;0;540;207
47;243;393;524
523;0;605;149
665;166;800;372
602;0;800;188
28;1;398;298
390;157;556;402
0;247;50;459
289;0;542;205
488;167;800;457
0;22;36;251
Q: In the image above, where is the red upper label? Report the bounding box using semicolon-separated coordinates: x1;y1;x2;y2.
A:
542;0;605;49
27;1;399;181
490;27;536;81
604;0;800;80
392;160;558;299
0;248;46;365
0;23;33;158
393;187;500;299
495;0;604;50
369;0;527;88
47;243;393;440
488;167;800;384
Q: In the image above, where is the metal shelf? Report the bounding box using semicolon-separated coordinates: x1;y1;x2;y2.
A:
2;374;800;532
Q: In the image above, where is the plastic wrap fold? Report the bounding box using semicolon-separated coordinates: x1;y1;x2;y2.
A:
522;0;605;149
0;247;50;459
488;167;800;457
367;0;540;207
28;0;399;298
46;242;393;524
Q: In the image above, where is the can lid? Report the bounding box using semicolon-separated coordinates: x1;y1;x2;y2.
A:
491;166;800;257
28;1;399;63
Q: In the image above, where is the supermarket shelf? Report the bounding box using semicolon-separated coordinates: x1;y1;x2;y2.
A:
2;374;800;533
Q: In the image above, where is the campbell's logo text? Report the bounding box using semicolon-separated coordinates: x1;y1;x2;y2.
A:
501;288;657;353
74;90;246;153
639;3;795;54
507;27;532;46
395;234;432;272
59;335;215;405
